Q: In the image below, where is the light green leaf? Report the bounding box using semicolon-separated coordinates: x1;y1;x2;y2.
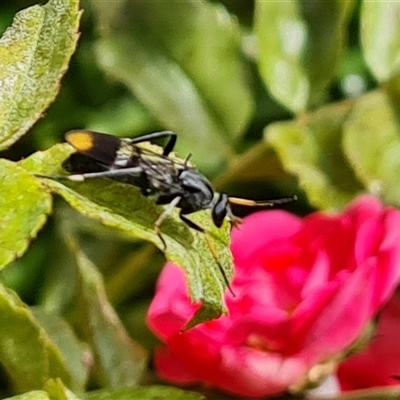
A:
0;283;71;393
91;0;253;172
266;101;363;210
0;0;81;150
22;143;233;327
44;378;82;400
19;143;74;175
0;159;52;268
361;1;400;82
343;90;400;206
66;237;147;388
84;386;205;400
3;392;50;400
255;0;354;113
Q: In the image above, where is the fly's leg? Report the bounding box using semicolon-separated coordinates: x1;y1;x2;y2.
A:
130;131;177;156
36;166;143;183
180;212;235;297
154;196;182;250
179;213;205;233
49;166;144;182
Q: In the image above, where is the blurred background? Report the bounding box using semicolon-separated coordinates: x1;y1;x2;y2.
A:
1;0;398;397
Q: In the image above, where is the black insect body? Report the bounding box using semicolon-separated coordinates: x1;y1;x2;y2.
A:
63;130;240;233
60;130;294;294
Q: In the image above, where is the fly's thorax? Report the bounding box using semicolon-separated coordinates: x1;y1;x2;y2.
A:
143;158;181;191
179;169;215;210
113;141;141;168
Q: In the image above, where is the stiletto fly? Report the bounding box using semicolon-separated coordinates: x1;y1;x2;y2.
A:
49;130;295;295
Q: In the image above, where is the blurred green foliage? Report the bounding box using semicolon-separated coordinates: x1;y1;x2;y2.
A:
1;0;400;399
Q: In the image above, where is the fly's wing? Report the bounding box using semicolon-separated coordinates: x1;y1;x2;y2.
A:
65;130;123;166
63;130;187;194
64;130;188;170
64;129;146;171
62;130;144;186
62;152;109;174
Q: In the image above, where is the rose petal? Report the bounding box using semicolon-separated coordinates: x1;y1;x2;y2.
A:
155;346;199;384
338;296;400;390
231;210;302;267
147;263;199;339
147;195;400;397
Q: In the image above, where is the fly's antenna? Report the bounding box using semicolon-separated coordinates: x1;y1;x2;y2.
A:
227;195;296;230
228;195;297;207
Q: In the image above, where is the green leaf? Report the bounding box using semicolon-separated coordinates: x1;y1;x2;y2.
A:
3;392;50;400
213;142;289;189
0;283;71;393
44;378;82;400
266;101;364;210
255;0;354;113
5;383;82;400
84;386;205;400
86;97;158;139
361;1;400;82
91;0;254;172
3;379;82;400
32;308;91;393
0;0;81;150
343;90;400;206
0;159;52;268
22;143;233;327
19;143;74;175
66;237;148;388
105;244;163;306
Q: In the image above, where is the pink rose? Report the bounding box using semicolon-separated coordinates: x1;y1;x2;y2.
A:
147;195;400;397
337;294;400;390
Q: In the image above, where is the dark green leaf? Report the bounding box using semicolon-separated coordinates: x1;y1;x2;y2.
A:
32;308;91;393
66;237;148;388
0;159;52;268
91;0;254;172
105;244;163;305
0;283;71;393
266;101;363;210
255;0;355;113
213;142;289;189
0;0;81;150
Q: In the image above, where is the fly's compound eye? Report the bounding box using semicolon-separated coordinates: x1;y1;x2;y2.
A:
212;193;229;228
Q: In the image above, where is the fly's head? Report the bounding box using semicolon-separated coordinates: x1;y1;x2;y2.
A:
211;193;242;229
211;193;228;228
179;169;243;228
